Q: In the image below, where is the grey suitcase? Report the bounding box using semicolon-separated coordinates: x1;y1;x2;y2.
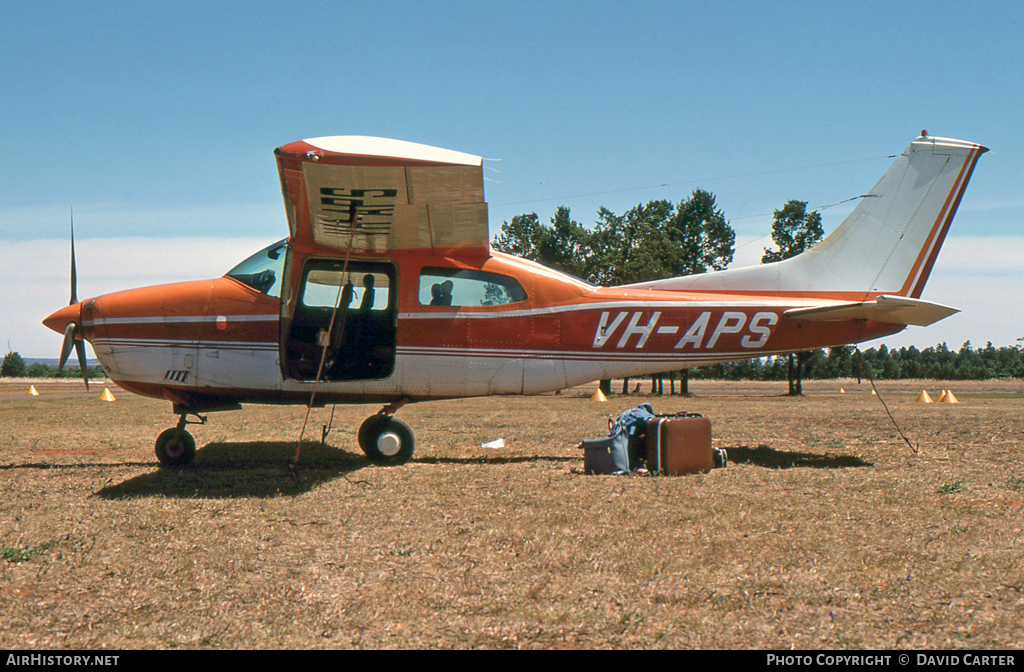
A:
581;434;631;474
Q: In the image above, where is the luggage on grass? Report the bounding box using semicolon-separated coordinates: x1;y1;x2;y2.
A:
581;435;632;475
645;413;714;476
579;405;725;475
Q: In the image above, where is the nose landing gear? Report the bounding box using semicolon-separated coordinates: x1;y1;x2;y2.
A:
155;412;206;468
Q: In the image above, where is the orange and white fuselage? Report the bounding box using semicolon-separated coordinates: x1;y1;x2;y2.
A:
45;253;909;407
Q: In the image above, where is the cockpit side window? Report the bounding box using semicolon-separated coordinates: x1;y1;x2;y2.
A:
418;267;527;307
225;239;288;298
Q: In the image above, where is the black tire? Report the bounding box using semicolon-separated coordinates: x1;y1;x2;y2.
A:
155;428;196;468
358;415;414;465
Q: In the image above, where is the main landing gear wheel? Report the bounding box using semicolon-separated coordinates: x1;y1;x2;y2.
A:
358;415;415;465
155;428;196;468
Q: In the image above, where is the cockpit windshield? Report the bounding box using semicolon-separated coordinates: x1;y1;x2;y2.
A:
225;239;288;297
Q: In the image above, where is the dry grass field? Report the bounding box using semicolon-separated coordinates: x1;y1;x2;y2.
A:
1;377;1022;649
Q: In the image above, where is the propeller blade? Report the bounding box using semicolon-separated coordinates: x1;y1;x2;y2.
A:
59;322;76;370
74;337;90;391
70;208;78;305
56;213;89;389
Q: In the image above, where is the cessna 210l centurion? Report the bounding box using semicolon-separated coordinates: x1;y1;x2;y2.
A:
43;132;986;467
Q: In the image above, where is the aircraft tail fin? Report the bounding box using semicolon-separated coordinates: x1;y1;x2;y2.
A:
629;134;987;299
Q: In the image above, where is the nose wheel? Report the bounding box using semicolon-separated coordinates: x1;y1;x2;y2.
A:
155;412;205;468
358;414;415;465
155;428;196;467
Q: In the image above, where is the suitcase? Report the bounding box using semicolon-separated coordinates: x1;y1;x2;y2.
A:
580;434;632;474
644;414;713;475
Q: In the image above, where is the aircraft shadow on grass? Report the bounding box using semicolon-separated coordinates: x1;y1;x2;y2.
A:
84;440;868;498
724;444;872;470
96;441;371;499
94;443;579;499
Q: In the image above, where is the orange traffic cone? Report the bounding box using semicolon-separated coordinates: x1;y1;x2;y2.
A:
839;388;846;394
28;385;39;396
941;390;959;404
590;388;608;402
99;388;116;402
916;390;933;403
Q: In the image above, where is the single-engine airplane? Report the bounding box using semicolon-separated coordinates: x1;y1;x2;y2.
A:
43;132;986;467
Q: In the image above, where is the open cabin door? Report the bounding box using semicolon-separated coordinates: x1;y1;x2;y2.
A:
283;258;397;382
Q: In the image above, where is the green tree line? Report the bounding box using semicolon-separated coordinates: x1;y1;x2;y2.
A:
1;352;105;379
6;343;1021;383
689;342;1024;382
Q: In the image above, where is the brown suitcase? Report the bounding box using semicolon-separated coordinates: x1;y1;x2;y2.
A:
645;415;713;475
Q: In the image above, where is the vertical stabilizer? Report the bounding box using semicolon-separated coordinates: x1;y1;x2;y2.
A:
629;134;987;298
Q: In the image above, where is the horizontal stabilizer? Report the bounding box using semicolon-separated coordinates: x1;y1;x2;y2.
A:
783;295;959;327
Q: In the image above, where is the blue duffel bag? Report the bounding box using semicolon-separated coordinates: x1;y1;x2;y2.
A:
581;403;656;474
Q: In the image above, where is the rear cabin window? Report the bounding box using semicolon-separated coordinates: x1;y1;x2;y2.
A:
419;267;527;307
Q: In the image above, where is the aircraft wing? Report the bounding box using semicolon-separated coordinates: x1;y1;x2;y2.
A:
275;136;489;256
783;294;959;327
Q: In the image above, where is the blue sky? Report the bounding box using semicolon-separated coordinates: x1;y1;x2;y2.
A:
2;1;1022;357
